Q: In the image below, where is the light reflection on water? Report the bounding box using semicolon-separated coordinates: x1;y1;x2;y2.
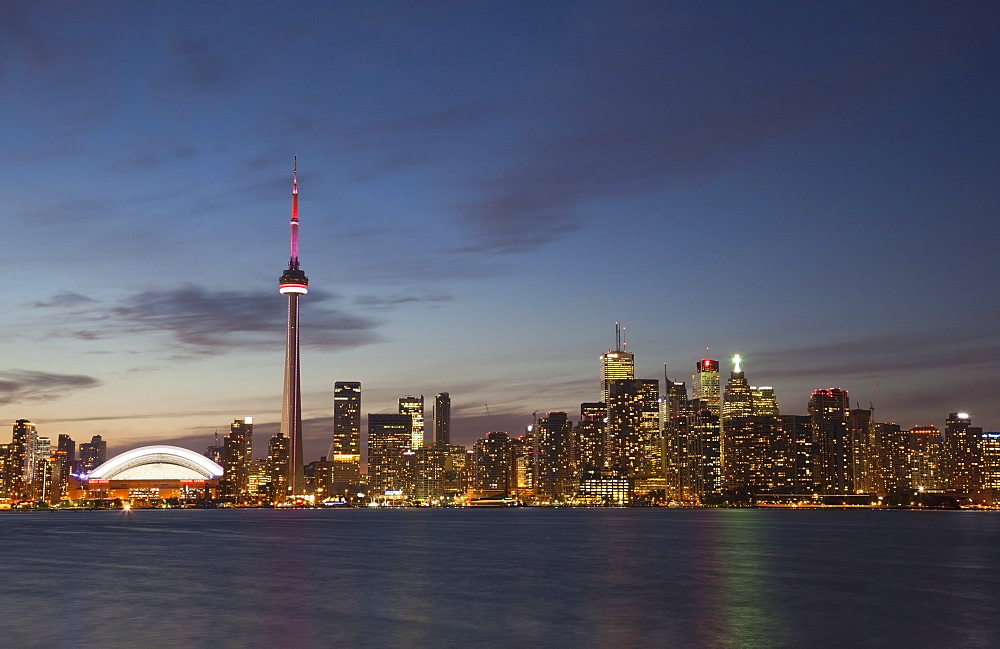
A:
1;509;998;648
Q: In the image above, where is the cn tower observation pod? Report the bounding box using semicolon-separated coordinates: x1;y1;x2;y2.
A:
88;445;224;481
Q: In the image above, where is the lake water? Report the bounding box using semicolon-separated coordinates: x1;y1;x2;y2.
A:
1;508;998;648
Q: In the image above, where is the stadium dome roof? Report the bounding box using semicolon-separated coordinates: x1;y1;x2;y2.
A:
88;445;224;481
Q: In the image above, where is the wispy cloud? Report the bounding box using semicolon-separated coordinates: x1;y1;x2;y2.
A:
169;35;231;91
754;330;1000;380
353;292;452;309
0;370;101;406
36;286;382;353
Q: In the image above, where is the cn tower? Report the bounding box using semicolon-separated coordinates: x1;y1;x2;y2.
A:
278;157;308;499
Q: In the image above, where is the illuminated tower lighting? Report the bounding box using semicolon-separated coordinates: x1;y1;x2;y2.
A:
279;157;309;498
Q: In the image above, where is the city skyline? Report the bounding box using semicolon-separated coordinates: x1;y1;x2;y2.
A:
1;2;998;459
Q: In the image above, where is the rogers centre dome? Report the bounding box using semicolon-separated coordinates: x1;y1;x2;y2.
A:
89;445;224;481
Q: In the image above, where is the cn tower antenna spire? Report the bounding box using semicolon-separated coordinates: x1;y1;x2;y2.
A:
289;155;300;270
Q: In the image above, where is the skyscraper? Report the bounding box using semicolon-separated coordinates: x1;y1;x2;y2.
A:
433;392;451;447
222;418;253;500
534;411;574;502
78;435;106;474
278;158;309;499
10;420;37;501
722;355;754;420
692;359;721;416
399;395;425;449
600;328;635;404
367;413;413;496
808;388;852;494
945;412;983;495
331;381;362;484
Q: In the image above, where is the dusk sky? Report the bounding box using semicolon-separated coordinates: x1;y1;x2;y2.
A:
1;1;998;459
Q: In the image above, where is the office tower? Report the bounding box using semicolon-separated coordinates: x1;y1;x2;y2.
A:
907;425;944;491
222;418;253;500
692;359;721;416
605;380;644;476
472;432;516;497
750;386;779;416
809;388;852;494
266;434;290;502
399;395;425;449
575;403;606;471
534;412;574;502
944;412;983;495
331;382;362;484
722;355;754;420
278;158;309;498
778;415;813;493
367;413;413;496
79;435;107;474
600;323;634;402
433;392;451;447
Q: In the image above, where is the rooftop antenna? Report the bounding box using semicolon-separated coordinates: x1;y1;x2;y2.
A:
615;322;622;352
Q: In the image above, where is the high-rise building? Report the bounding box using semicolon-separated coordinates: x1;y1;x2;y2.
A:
692;359;721;416
367;413;412;496
222;418;253;500
870;421;907;497
778;415;813;493
848;408;874;493
574;403;606;471
534;411;575;502
809;388;853;494
980;433;1000;503
399;395;425;450
907;425;944;491
331;381;362;485
605;379;644;476
278;158;309;499
472;432;516;497
433;392;451;447
78;435;106;474
750;386;779;416
944;412;983;495
10;420;38;501
266;434;290;502
722;355;754;420
409;445;448;503
600;323;634;402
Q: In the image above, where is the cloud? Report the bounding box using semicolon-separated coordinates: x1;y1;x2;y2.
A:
754;330;1000;380
38;286;381;353
169;34;231;91
362;100;497;134
0;370;101;406
32;292;96;308
353;292;452;309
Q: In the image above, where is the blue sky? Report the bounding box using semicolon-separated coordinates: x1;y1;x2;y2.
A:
1;1;998;458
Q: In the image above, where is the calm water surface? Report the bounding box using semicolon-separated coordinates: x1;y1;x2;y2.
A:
1;508;997;648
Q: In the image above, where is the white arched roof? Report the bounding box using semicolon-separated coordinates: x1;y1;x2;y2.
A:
89;445;224;481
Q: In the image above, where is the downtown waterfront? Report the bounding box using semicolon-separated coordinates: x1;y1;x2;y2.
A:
2;508;998;649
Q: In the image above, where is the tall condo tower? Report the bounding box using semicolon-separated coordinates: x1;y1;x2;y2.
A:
278;158;309;498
